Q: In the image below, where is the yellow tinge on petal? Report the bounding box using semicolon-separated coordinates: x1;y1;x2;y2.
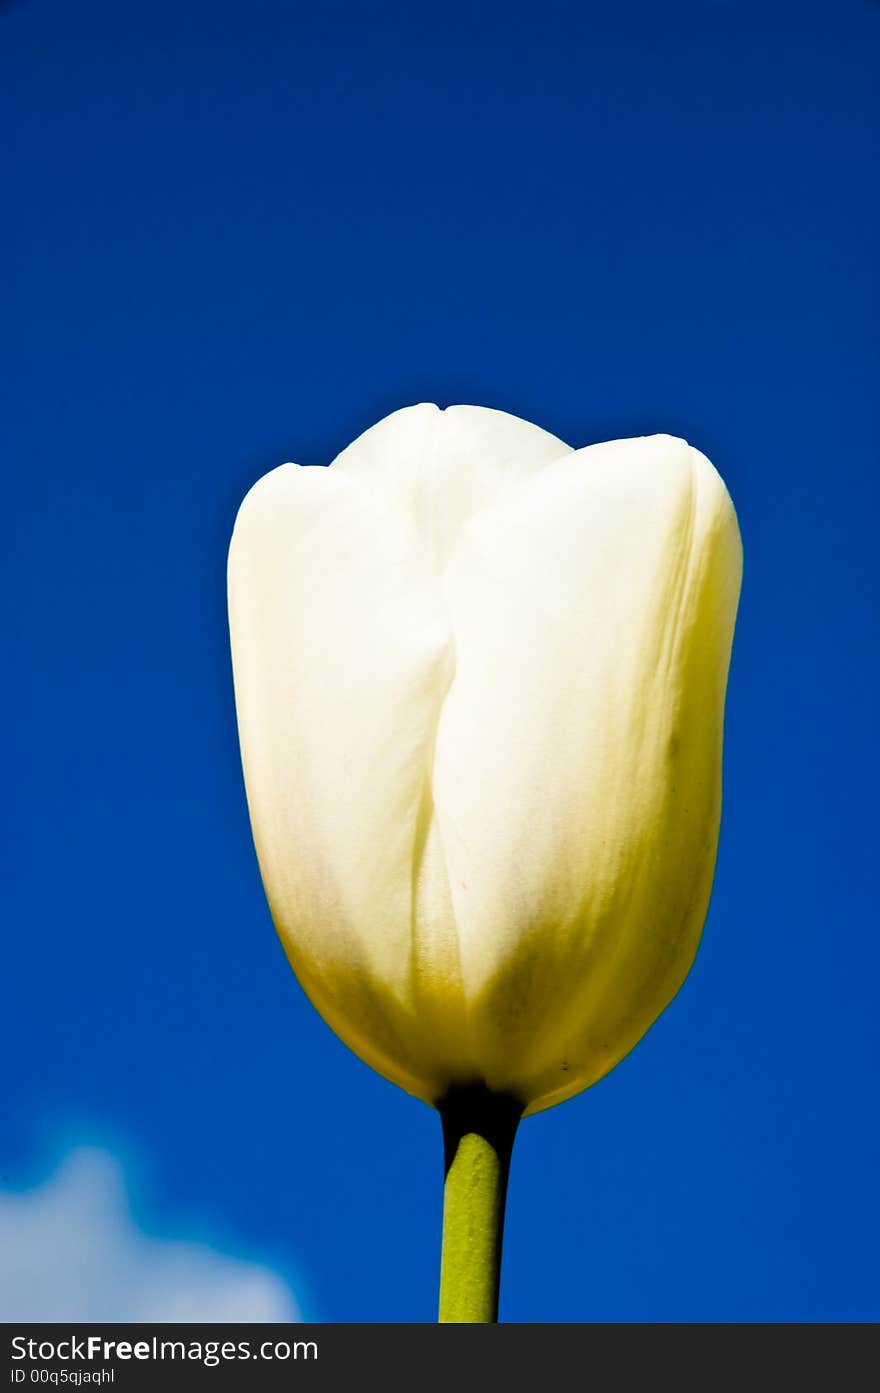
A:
228;406;742;1114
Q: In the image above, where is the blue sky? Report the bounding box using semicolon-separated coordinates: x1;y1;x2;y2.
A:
2;0;877;1322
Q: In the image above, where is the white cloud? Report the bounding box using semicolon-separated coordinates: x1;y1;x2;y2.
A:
0;1147;300;1321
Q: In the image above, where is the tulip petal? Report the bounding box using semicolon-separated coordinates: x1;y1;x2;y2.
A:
432;435;742;1112
332;403;571;569
228;462;465;1102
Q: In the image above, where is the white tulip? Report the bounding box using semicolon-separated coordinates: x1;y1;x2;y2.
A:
227;403;742;1320
229;402;741;1110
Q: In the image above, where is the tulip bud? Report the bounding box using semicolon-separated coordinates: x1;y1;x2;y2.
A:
228;404;741;1116
228;404;742;1321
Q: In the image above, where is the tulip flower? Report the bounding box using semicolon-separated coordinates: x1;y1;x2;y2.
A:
227;403;742;1321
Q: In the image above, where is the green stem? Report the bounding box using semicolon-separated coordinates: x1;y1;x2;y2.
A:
437;1086;523;1323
